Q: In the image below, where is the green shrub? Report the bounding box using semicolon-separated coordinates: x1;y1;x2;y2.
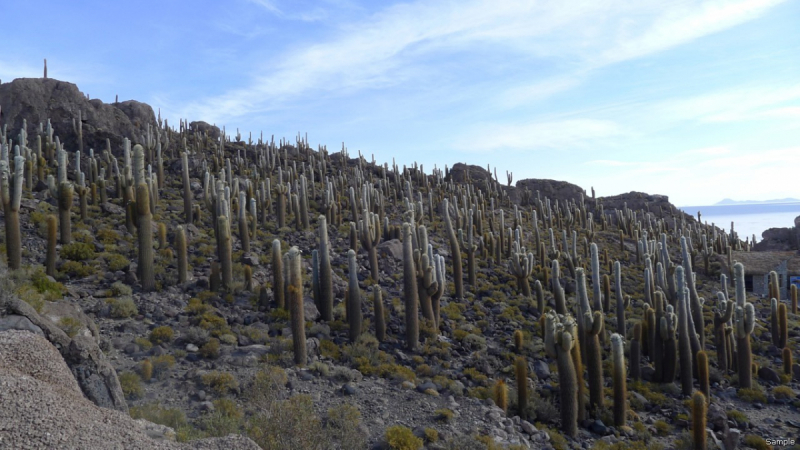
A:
738;387;767;403
107;296;138;318
326;403;367;450
119;372;143;399
129;403;199;442
434;408;455;423
58;317;83;338
61;242;96;261
30;269;65;300
247;394;326;450
104;253;131;271
149;326;175;345
773;385;794;400
151;355;176;379
386;425;423;450
201;371;238;396
200;338;220;359
743;435;771;450
201;398;244;438
134;337;153;351
60;261;94;278
110;281;133;296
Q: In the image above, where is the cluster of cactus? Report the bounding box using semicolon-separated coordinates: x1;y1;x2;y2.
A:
1;154;25;269
733;262;755;388
286;246;306;365
544;312;579;437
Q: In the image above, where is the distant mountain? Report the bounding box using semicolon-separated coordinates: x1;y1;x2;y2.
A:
715;198;800;206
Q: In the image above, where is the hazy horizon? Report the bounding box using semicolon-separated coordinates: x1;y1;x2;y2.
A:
1;0;798;206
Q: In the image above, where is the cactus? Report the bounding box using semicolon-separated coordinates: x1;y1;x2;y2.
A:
157;222;167;249
459;212;478;287
403;223;419;351
769;270;780;301
681;237;705;350
783;347;792;377
210;261;221;292
286;246;306;365
534;280;544;313
272;239;285;309
1;156;24;269
552;259;567;315
242;264;252;291
691;391;707;450
733;263;754;389
631;322;642;382
778;303;788;350
181;152;192;224
513;329;524;353
314;215;333;321
414;228;441;328
712;293;734;375
614;261;626;335
544;312;578;438
58;182;74;244
493;379;508;414
515;356;528;419
443;199;463;300
373;285;386;342
578;268;604;414
347;249;362;342
677;284;693;396
602;274;611;313
238;192;250;253
275;183;287;229
175;225;188;284
217;213;233;290
136;183;155;291
660;304;678;383
611;333;626;427
358;209;381;282
510;247;534;298
697;350;709;400
43;214;57;277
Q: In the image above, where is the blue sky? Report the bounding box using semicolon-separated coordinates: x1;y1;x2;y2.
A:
1;0;798;206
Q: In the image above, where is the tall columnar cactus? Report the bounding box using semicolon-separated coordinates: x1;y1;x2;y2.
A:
713;293;734;374
681;236;705;350
661;304;678;383
510;247;534;297
1;155;24;269
611;333;626;427
590;243;602;312
275;183;288;229
697;350;709;400
238;192;250;253
602;274;611;313
58;181;74;244
403;223;419;351
631;322;642;381
459;213;478;287
691;391;707;450
783;347;792;377
135;183;155;291
414;227;440;327
534;280;544;313
176;225;188;284
373;285;386;342
552;259;567;315
45;214;57;277
578;268;604;413
317;215;333;321
217;213;233;290
181;152;192;224
779;303;788;350
614;261;627;334
733;262;754;389
677;285;694;395
515;356;528;420
286;246;306;366
358;209;381;282
544;312;579;438
769;271;780;301
443;199;463;300
272;239;285;309
347;249;362;342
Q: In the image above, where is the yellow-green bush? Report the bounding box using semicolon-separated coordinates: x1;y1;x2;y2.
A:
119;372;143;399
201;371;238;396
200;338;220;359
149;326;175;345
61;242;96;261
385;425;423;450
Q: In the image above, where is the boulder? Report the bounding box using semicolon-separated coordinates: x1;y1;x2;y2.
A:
0;77;156;155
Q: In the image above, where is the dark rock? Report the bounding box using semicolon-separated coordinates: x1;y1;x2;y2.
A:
532;360;550;381
589;420;609;435
0;315;44;336
758;366;781;384
0;78;156;155
342;383;358;396
377;239;403;261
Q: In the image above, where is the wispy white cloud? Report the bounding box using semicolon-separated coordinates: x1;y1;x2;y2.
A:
180;0;787;125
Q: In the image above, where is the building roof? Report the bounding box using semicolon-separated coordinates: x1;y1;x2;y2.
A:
726;251;800;275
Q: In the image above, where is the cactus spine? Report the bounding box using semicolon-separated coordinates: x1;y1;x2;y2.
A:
317;215;333;321
176;225;188;284
286;246;306;365
611;333;626;427
347;249;362;342
373;285;386;342
272;239;285;309
403;223;419;351
544;312;578;438
733;262;754;389
1;155;24;269
691;391;707;450
443;199;463;300
136;183;155;291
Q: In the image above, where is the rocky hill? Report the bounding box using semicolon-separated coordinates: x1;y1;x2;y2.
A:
0;77;798;450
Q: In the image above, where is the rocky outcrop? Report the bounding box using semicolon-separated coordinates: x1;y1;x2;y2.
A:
753;217;800;251
0;77;156;154
598;191;682;220
514;178;586;206
0;330;260;449
0;287;128;412
188;121;220;140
